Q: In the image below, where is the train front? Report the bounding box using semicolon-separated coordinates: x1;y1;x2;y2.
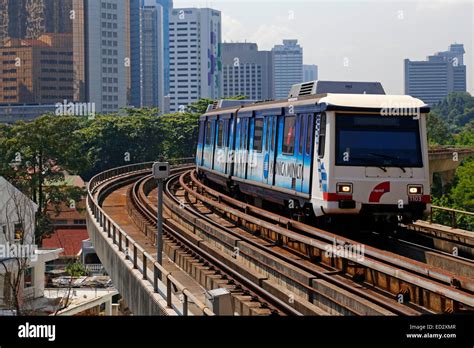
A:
311;94;431;229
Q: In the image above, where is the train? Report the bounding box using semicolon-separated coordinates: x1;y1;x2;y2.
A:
195;81;431;230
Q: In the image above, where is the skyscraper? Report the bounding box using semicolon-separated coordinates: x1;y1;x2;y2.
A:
404;44;467;105
303;64;318;82
130;0;165;110
272;39;303;100
75;0;130;113
0;0;75;106
141;0;164;109
156;0;172;96
0;0;73;42
0;34;74;104
168;8;222;112
222;42;273;100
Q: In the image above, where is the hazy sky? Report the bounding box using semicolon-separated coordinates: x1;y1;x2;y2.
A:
174;0;473;95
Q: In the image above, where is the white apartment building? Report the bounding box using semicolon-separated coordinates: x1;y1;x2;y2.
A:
168;8;222;112
272;39;303;100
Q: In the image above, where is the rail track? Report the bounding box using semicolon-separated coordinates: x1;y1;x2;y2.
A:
160;169;474;315
90;162;474;316
127;168;301;316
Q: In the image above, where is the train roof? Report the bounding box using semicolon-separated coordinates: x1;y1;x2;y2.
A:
201;93;430;119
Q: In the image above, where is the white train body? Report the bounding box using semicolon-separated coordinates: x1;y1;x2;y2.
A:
196;81;431;226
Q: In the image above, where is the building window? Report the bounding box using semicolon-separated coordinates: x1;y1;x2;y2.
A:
14;223;23;241
24;267;33;289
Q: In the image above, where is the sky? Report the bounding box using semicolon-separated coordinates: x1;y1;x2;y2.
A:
174;0;474;95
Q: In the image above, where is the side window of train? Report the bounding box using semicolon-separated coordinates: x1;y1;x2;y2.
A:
223;119;229;147
198;121;204;143
306;115;314;155
298;115;305;154
282;116;296;155
271;117;276;151
318;113;327;158
217;120;224;148
254;118;264;153
205;121;212;145
239;118;249;149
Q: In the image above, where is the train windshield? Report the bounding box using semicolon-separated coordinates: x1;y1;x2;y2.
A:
335;114;423;167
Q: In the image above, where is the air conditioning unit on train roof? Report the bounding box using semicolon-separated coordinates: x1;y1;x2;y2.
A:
206;99;257;112
288;80;386;98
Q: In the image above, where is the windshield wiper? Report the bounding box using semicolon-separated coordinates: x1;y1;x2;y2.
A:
348;156;387;172
367;153;409;173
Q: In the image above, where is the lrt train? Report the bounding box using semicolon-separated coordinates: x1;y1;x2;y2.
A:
195;81;431;230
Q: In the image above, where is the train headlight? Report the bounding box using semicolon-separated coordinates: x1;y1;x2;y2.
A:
408;185;423;195
337;183;352;194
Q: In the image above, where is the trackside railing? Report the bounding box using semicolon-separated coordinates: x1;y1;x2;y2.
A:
86;159;214;316
429;205;474;231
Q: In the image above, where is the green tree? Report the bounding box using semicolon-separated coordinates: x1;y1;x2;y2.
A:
427;112;454;145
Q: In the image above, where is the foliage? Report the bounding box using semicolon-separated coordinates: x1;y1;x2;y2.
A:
426;113;454;145
430;92;474;133
65;262;87;278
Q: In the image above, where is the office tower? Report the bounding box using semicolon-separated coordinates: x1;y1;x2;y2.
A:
0;0;73;41
156;0;172;96
76;0;130;113
404;43;467;105
130;0;165;110
129;0;141;108
141;0;164;109
272;39;303;100
168;8;222;112
221;42;273;101
303;64;318;82
0;33;74;104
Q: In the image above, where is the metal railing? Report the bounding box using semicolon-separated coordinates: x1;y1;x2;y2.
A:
86;158;214;316
429;205;474;230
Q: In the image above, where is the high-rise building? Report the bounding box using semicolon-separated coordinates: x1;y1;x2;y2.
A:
404;44;467;105
156;0;172;96
303;64;318;82
74;0;130;113
168;8;222;112
141;0;164;109
0;34;74;104
0;0;73;42
221;42;273;101
129;0;142;108
130;0;165;111
272;39;303;100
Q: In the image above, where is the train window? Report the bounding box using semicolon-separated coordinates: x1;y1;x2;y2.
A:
318;113;326;158
253;118;264;153
205;121;212;145
306;115;314;155
223;120;229;147
298;115;305;154
265;118;270;151
217;120;224;147
282;116;296;155
271;118;276;151
239;118;249;150
198;121;205;144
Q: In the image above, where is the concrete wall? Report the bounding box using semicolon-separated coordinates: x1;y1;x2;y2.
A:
86;209;177;316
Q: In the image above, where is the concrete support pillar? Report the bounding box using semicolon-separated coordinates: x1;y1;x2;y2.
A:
105;298;112;316
440;169;456;194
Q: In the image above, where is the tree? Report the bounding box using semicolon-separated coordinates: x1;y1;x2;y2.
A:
0;115;89;243
0;181;37;315
427;112;454;145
